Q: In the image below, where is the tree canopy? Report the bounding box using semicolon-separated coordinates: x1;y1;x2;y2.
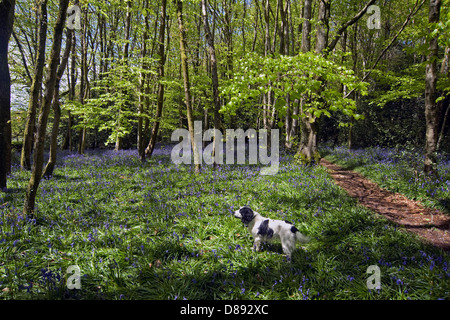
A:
1;0;449;195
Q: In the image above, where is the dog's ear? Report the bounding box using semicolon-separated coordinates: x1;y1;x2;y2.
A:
239;206;254;225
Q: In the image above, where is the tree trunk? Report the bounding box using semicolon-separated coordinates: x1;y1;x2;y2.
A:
261;0;273;132
78;7;88;155
290;99;299;140
115;0;132;152
272;0;279;54
299;95;319;163
252;0;261;52
315;0;330;54
43;29;73;178
297;0;317;163
287;0;294;54
301;0;312;54
285;93;292;149
278;0;287;55
145;0;167;157
223;0;233;77
21;0;47;170
23;0;70;216
138;0;150;161
298;0;312;156
0;0;15;189
302;0;329;162
424;0;442;175
436;102;449;150
43;93;61;177
436;46;449;151
348;120;354;150
201;0;221;164
62;30;76;151
176;0;201;173
79;127;86;154
263;0;271;56
242;0;247;53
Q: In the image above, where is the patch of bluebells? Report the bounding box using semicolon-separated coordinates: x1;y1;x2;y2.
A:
297;276;311;300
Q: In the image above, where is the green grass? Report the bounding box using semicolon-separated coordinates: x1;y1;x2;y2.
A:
0;148;449;300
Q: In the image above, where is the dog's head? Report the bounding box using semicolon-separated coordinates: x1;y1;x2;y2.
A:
234;206;255;226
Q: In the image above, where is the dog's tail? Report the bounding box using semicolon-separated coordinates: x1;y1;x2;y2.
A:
295;230;310;244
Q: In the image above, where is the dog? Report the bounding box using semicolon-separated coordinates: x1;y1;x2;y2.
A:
234;206;309;260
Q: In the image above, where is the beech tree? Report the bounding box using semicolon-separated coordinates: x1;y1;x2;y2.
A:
42;28;73;178
424;0;442;175
201;0;221;163
20;0;47;170
221;52;368;156
0;0;15;189
176;0;201;173
297;0;376;163
23;0;70;216
145;0;168;157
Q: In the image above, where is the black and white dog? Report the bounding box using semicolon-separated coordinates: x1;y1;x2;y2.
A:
234;206;309;259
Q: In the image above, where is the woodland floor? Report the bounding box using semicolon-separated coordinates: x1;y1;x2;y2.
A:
320;158;450;252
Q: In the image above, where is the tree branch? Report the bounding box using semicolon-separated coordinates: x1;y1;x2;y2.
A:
12;30;32;83
327;0;377;53
344;0;425;99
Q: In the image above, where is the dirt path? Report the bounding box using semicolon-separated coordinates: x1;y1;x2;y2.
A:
320;158;450;252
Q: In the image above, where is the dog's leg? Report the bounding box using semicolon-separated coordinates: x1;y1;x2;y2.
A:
282;245;291;258
281;240;295;261
253;238;262;252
